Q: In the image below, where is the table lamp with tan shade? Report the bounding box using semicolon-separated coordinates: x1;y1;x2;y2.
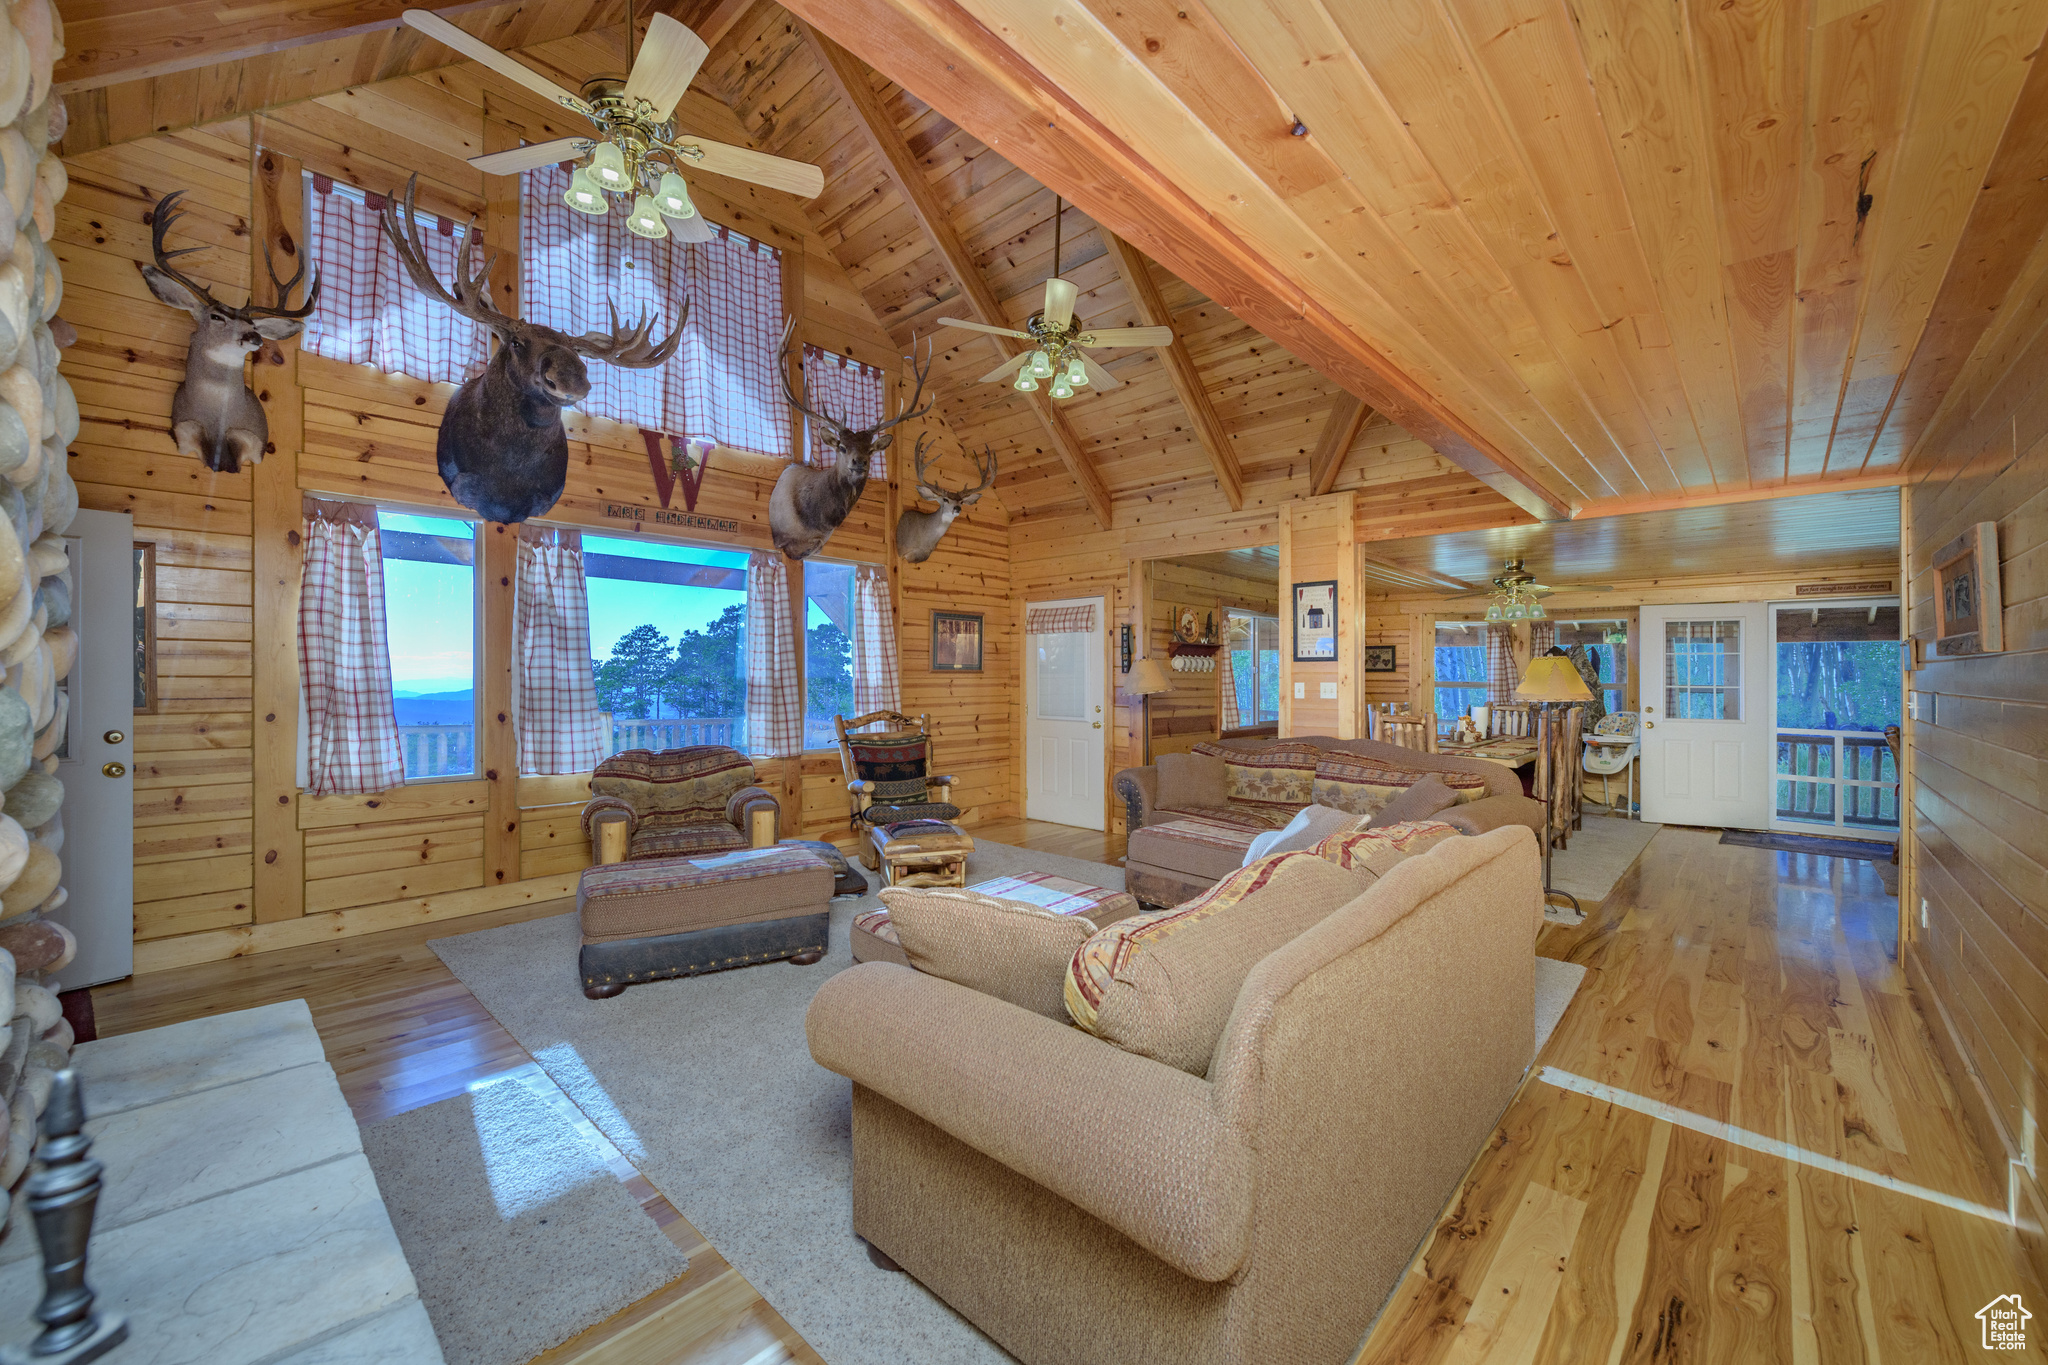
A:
1125;657;1174;763
1516;654;1593;918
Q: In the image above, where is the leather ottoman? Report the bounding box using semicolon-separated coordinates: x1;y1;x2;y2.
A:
577;846;834;999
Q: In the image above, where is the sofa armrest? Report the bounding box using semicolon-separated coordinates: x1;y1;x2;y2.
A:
807;962;1252;1282
580;794;637;841
1112;766;1160;831
1439;792;1544;837
726;785;780;847
587;808;633;865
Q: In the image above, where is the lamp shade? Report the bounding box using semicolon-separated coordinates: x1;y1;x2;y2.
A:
1516;655;1593;703
1126;657;1174;696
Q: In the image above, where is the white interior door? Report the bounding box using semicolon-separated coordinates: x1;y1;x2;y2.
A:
51;509;135;989
1638;603;1772;830
1024;597;1105;829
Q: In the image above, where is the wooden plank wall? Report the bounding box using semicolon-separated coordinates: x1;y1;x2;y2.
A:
1144;556;1278;755
1897;276;2048;1282
60;81;1014;972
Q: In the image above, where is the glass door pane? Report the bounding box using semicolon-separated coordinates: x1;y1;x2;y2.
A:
1772;603;1902;833
1666;619;1742;719
1035;633;1087;719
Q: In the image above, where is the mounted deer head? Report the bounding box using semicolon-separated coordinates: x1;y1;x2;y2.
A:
139;190;321;473
771;320;935;560
895;440;995;563
380;176;684;525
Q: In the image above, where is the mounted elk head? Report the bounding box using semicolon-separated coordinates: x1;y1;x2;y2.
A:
895;441;995;564
139;190;321;473
380;176;684;525
772;320;935;560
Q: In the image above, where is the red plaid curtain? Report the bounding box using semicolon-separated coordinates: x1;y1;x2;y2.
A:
852;564;899;714
514;529;604;774
298;503;404;796
1485;624;1517;706
745;552;802;757
303;177;490;386
1530;621;1556;657
522;164;790;455
800;345;886;476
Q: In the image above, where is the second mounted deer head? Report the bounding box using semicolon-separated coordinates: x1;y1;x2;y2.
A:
772;320;935;560
895;441;995;563
380;176;685;525
139;190;321;473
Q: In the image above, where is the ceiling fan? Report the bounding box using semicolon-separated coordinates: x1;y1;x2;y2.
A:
937;198;1175;401
398;6;825;242
1443;559;1614;620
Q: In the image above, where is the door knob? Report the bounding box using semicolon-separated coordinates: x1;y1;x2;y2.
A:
101;762;126;777
1091;721;1102;729
102;730;125;744
1644;721;1655;730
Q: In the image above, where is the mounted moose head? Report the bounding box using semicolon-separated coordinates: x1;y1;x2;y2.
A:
895;441;995;564
772;319;935;560
140;190;321;473
380;176;684;525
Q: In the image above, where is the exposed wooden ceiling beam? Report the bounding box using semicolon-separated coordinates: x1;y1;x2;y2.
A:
1102;232;1241;510
801;22;1111;530
1309;393;1371;497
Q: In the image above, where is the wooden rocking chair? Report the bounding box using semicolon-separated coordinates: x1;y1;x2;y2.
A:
834;710;962;841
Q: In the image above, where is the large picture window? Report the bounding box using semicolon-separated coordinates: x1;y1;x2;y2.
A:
804;559;857;750
1553;619;1628;715
380;511;479;781
1223;609;1280;729
584;536;748;754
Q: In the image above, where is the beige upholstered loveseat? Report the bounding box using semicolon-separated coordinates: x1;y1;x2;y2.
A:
805;826;1541;1365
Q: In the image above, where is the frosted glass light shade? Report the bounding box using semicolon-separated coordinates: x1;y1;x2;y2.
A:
1485;601;1504;622
1066;356;1088;386
653;171;696;219
1050;379;1074;399
625;194;668;239
588;141;632;190
1029;349;1055;378
564;167;608;215
1013;373;1038;392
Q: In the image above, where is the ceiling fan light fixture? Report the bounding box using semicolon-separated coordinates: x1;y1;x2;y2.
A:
1013;373;1039;393
588;141;633;190
1028;349;1055;379
1050;378;1074;399
564;167;609;215
625;193;669;238
1528;600;1547;620
1485;602;1505;623
653;170;696;219
1065;356;1088;386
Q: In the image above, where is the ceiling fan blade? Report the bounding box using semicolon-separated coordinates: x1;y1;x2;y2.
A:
1077;351;1121;391
978;353;1031;384
668;212;720;244
936;317;1032;340
1042;277;1078;330
624;13;709;122
1075;325;1175;348
672;137;824;198
468;137;589;176
403;10;592;116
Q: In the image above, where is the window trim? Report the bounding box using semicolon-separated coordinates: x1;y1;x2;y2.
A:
800;555;879;756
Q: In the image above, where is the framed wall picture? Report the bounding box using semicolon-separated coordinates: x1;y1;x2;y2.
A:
1175;605;1202;643
932;610;984;671
1932;522;2003;657
1362;644;1397;673
1292;580;1338;662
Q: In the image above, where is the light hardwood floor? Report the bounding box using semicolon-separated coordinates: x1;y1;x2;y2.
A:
92;820;2038;1364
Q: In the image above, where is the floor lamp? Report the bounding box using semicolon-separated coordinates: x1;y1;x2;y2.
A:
1126;657;1173;763
1515;655;1593;916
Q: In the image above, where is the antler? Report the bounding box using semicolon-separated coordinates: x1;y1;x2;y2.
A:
777;315;851;446
962;442;997;496
912;433;941;490
874;333;938;434
145;191;225;311
568;296;687;370
379;175;514;331
243;238;321;321
915;440;997;500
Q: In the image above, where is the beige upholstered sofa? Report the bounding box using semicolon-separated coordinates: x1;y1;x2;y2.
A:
805;827;1541;1365
1118;734;1544;905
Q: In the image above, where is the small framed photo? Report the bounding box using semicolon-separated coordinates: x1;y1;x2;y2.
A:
1362;644;1397;673
1293;580;1337;662
931;610;984;671
1932;522;2002;658
1175;605;1203;643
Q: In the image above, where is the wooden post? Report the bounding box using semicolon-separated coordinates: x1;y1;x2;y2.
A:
481;120;524;886
1277;507;1295;738
250;143;306;923
1334;491;1360;739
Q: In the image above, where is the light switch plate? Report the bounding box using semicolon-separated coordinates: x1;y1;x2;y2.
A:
1293;682;1306;699
1320;681;1338;699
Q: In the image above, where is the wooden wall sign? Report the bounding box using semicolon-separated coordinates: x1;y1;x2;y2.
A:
1795;580;1892;596
601;503;741;535
1932;522;2003;657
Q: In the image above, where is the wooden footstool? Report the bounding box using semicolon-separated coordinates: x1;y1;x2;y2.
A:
868;818;974;888
577;845;834;999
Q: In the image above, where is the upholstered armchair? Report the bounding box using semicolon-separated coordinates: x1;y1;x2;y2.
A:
834;712;962;834
579;745;781;866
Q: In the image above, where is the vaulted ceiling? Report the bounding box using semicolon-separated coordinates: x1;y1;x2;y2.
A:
55;0;2048;535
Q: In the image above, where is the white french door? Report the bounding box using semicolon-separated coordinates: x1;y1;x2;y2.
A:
1024;596;1106;829
1638;603;1772;830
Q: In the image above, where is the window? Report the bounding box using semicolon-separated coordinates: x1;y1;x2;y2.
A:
304;177;490;386
521;164;789;455
1434;623;1486;721
1774;604;1902;832
1665;619;1743;719
380;512;479;781
1223;610;1280;729
583;536;748;755
804;559;856;750
1553;619;1628;715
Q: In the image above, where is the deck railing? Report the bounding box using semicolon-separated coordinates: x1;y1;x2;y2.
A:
601;715;743;754
398;724;475;780
1775;730;1897;830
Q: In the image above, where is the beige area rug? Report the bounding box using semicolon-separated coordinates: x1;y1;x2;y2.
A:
429;841;1591;1365
361;1078;689;1365
1545;815;1663;922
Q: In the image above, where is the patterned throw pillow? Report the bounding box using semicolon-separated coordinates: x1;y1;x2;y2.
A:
591;746;757;823
849;735;931;803
1310;754;1488;816
1312;821;1461;880
1192;741;1320;813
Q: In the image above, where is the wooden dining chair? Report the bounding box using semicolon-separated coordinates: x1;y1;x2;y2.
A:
1380;716;1436;754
